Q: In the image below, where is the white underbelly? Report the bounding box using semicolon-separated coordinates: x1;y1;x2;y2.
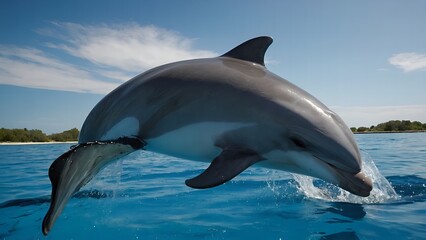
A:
146;121;253;162
260;150;338;184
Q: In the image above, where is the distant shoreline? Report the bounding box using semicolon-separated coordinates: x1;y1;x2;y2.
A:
353;130;426;134
0;141;77;145
1;130;425;145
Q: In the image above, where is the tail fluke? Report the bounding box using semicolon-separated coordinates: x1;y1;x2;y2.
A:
42;137;145;235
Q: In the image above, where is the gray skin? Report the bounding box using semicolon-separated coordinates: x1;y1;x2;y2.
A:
42;36;372;235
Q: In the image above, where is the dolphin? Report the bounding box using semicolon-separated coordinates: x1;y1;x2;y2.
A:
42;36;372;235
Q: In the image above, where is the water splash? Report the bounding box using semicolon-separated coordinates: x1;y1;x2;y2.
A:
292;152;400;204
85;159;124;199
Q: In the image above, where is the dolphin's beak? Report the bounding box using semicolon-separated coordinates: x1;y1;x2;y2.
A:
311;114;372;197
330;165;373;197
312;149;372;197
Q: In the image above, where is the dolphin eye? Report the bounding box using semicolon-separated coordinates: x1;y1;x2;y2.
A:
290;136;306;148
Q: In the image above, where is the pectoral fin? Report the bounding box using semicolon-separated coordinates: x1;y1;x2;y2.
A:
185;148;263;189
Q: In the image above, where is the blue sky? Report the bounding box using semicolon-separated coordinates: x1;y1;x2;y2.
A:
1;0;425;133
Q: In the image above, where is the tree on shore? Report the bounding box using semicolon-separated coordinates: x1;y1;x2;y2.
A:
351;120;426;133
0;128;79;142
0;128;50;142
48;128;79;142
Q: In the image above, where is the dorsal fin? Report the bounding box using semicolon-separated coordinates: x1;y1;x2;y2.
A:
221;36;273;66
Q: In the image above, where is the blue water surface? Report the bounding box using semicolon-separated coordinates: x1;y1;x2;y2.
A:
0;133;425;239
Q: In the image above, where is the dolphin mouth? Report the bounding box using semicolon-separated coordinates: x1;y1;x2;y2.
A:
336;169;373;197
329;163;373;197
311;154;372;197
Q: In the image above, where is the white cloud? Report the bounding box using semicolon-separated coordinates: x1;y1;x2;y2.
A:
97;70;134;82
389;52;426;72
43;22;216;72
0;46;117;94
0;22;217;94
330;105;426;127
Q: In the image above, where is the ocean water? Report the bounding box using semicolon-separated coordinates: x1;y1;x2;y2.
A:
0;133;425;239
